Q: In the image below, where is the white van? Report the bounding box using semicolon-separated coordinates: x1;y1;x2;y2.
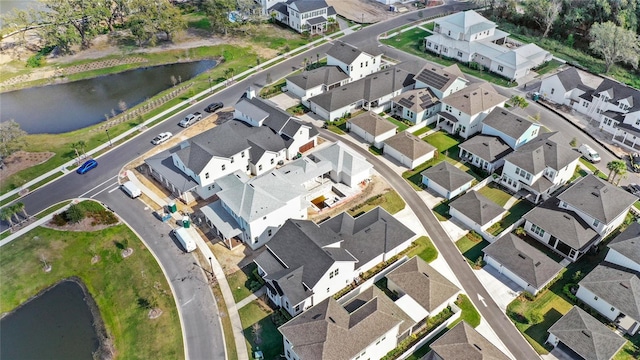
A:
173;227;197;253
578;144;601;163
121;181;142;198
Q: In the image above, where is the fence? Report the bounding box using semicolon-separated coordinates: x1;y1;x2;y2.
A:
404;120;431;134
336;256;409;305
483;218;525;243
395;303;461;360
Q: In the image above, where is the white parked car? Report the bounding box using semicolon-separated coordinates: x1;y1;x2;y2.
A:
578;144;600;163
151;132;172;145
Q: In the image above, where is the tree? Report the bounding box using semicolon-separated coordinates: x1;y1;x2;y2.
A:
509;95;529;109
127;0;184;43
77;140;87;156
65;204;85;223
589;21;640;73
203;0;236;35
38;0;110;51
606;160;627;183
523;0;563;38
0;120;27;157
71;142;81;161
15;202;28;219
0;208;15;228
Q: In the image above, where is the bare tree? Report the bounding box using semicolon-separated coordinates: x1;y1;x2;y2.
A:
523;0;563;38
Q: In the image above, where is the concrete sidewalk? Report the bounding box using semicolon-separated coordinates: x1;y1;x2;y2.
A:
235;286;266;309
126;171;249;360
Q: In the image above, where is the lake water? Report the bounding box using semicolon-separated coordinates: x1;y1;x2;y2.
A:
0;280;100;360
0;0;40;14
0;60;217;134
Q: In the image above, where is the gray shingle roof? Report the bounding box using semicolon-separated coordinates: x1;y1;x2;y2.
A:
420;161;474;192
459;135;512;163
523;198;599;251
548;306;627;360
482;107;539;142
289;0;330;13
424;321;510;360
414;63;466;92
440;82;507;116
503;131;580;174
239;96;317;140
325;41;382;65
554;67;587;92
145;150;199;192
392;87;440;113
308;66;414;112
608;222;640;265
558;174;637;224
386;257;460;312
579;262;640;322
592;77;640;112
484;233;563;289
286;65;349;90
384;132;437;161
279;286;412;360
449;191;506;226
347;111;397;136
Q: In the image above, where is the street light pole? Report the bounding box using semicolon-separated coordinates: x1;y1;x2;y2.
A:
105;128;112;147
208;256;214;276
208;76;212;93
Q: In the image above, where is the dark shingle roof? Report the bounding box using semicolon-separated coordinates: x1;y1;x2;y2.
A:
608;222;640;265
557;174;637;224
554;67;588;92
459;135;512;163
279;287;412;360
325;41;382;65
383;132;436;161
289;0;330;13
523;198;599;251
386;257;460;312
449;191;505;226
414;63;466;92
484;233;563;289
287;66;349;90
592;77;640;112
420;161;474;192
579;262;640;322
347;111;397;136
392;87;440;113
548;306;627;360
424;321;510;360
503;132;580;174
482;107;539;142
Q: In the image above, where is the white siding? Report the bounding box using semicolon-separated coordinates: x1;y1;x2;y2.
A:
485;254;541;295
540;75;571;105
576;285;620;321
605;249;640;273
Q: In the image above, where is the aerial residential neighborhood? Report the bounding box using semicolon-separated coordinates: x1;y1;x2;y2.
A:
0;1;639;360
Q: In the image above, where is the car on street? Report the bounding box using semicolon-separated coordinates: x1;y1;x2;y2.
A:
204;102;224;113
151;132;173;145
179;112;202;127
623;183;640;198
76;159;98;174
630;153;640;173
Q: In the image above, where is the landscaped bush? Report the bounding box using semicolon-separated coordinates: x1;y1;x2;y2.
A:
65;204;85;223
521;291;535;301
563;283;578;302
52;213;67;226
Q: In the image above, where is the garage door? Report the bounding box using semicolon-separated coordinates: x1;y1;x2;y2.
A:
299;140;315;153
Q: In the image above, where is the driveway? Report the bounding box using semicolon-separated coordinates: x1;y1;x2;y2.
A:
268;92;300;110
474;264;522;311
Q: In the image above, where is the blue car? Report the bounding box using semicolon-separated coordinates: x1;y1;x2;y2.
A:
76;159;98;174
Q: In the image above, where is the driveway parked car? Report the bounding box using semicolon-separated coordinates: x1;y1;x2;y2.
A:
151;132;173;145
76;159;98;174
204;102;224;113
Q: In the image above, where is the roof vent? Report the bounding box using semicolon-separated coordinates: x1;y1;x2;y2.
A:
328;317;336;323
563;214;571;220
473;344;482;351
501;111;507;115
581;330;591;338
620;283;629;289
535;261;542;267
591;191;600;197
518;254;526;259
312;314;322;319
365;228;371;233
422;272;430;278
482;204;488;209
516;118;522;122
482;142;488;146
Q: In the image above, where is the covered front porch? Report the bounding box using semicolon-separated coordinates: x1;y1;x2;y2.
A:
435;111;459;134
306;16;328;34
200;200;244;249
613;125;640;151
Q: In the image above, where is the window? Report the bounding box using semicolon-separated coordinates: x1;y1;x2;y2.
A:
498;65;504;72
329;271;334;278
443;47;448;53
551;88;555;94
253;237;258;243
205;172;210;179
457;51;463;57
287;350;291;358
360;62;363;68
241;151;245;158
427;41;432;47
295;305;300;312
268;229;272;236
434;45;439;50
530;224;545;237
246;165;250;171
327;288;330;293
350;65;353;71
593;219;600;227
366;61;368;66
271;158;275;165
515;168;520;175
221;164;226;171
373;58;376;64
259;164;263;171
594;296;599;300
525;173;531;180
335;268;339;276
610;307;615;312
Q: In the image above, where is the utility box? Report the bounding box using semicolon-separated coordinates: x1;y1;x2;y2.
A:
167;202;177;213
182;216;191;228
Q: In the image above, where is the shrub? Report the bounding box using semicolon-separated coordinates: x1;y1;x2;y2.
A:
65;204;85;223
563;283;578;302
529;312;543;324
521;291;535;301
52;213;67;226
26;53;45;68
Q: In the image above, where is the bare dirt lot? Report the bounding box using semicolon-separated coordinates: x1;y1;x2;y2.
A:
327;0;398;23
0;151;55;179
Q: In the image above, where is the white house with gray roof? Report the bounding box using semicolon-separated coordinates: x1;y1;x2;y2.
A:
539;67;600;106
424;321;510;360
605;222;640;273
436;82;508;139
483;233;563;295
576;262;640;335
547;306;627;360
326;41;383;81
308;65;415;121
285;66;350;105
523;175;637;261
500;132;580;203
425;10;551;81
255;207;416;317
346;112;397;149
458;135;511;173
448;190;506;236
420;161;474;200
383;132;437;169
279;286;414;360
269;0;337;34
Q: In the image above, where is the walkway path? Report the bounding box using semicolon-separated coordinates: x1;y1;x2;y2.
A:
236;286;266;309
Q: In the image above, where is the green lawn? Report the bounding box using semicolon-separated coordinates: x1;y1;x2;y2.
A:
432;201;451;221
412;125;434;137
579;158;608;180
424;132;460;154
385;28;431;50
238;300;283;360
456;233;490;266
385;116;410;132
369;146;384;155
348;189;406;216
614;334;640;360
227;263;261;304
406;236;438;263
402;157;444;191
487;200;535;236
534;59;564;76
0;213;183;359
476;183;513;207
635;202;640;211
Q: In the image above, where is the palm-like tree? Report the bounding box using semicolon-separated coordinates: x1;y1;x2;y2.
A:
0;207;15;228
606;160;627;183
77;140;86;157
71;142;80;161
15;202;28;219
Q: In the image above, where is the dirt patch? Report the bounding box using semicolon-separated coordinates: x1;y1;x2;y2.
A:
326;0;398;23
43;216;120;232
0;151;55;179
208;240;266;275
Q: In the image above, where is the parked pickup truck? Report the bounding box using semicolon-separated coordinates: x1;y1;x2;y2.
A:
179;112;202;127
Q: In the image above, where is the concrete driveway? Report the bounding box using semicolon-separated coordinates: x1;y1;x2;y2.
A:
474;264;522;311
268;92;300;110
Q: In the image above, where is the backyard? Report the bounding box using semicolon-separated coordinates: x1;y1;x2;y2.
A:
348;189;406;217
486;200;535;236
405;236;439;263
455;232;490;267
238;300;283;360
226;263;262;304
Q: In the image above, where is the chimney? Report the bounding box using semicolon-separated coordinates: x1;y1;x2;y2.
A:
246;87;256;100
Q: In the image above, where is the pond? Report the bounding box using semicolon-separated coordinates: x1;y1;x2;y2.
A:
0;59;217;134
0;280;102;360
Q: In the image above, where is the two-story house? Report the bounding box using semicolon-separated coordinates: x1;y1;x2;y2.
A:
269;0;337;34
279;286;414;360
390;64;468;125
605;222;640;273
523;175;637;261
425;10;551;81
499;132;580;203
459;107;541;172
436;82;508;138
326;41;383;81
254;207;416;317
538;67;600;107
285;66;350;105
